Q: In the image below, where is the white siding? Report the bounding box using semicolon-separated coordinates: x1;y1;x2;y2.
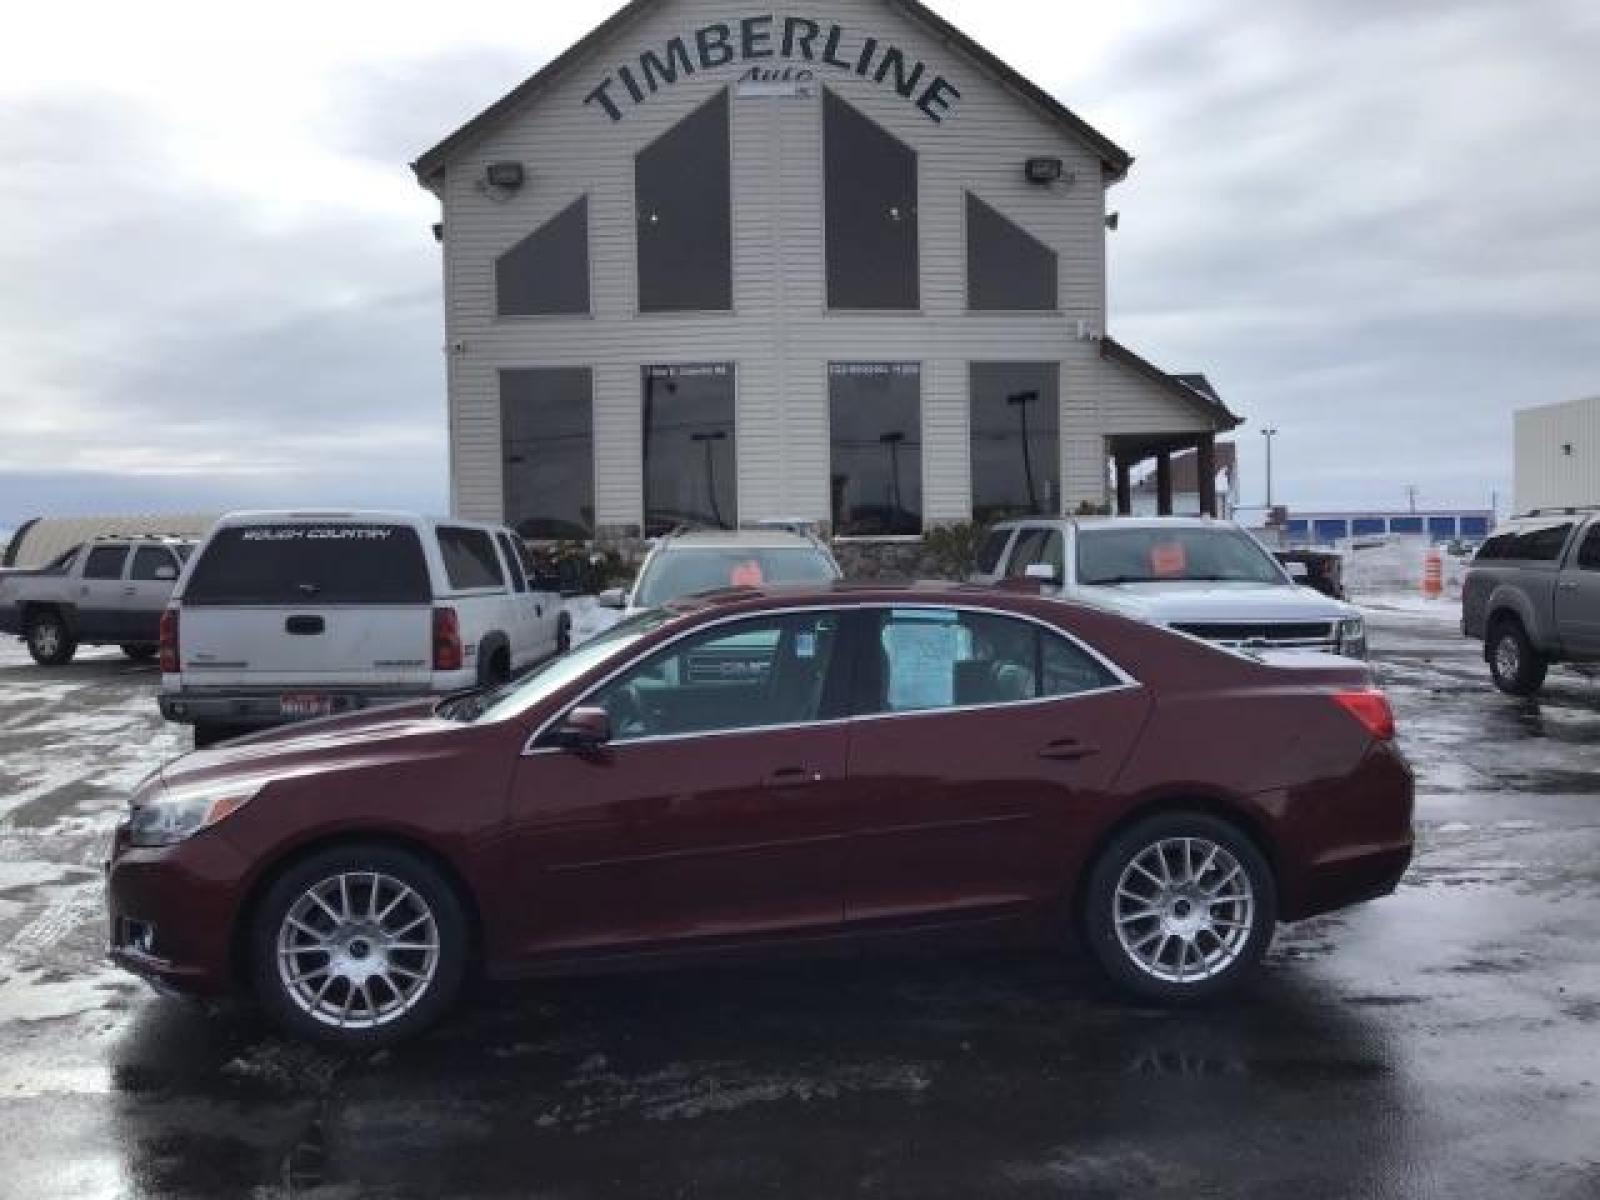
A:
1515;396;1600;512
432;0;1217;530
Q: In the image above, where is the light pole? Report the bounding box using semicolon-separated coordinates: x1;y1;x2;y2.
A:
879;431;906;527
690;430;728;528
1007;390;1040;513
1261;427;1279;509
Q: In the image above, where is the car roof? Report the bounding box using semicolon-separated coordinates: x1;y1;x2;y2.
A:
213;510;507;533
990;516;1236;532
660;579;1064;617
653;530;826;551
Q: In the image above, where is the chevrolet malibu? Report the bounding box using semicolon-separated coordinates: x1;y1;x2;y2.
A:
107;584;1413;1047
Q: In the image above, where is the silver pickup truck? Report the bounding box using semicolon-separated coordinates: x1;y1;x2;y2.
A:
1462;509;1600;695
0;536;194;665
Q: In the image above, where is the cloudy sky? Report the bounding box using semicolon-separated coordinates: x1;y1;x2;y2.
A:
2;0;1596;532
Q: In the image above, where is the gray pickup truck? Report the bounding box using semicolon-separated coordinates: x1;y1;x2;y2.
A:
1462;510;1600;695
0;536;194;665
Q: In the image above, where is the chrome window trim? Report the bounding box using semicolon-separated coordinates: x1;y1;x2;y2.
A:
521;601;1140;757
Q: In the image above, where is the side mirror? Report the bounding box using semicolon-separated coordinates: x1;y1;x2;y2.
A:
597;587;627;610
1024;563;1060;584
549;706;612;750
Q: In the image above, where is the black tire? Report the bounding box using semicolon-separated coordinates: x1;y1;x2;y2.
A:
25;610;76;667
121;644;158;662
249;844;468;1049
1083;812;1276;1004
1487;618;1547;697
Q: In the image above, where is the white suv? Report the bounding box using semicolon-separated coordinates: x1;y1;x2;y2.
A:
971;516;1368;658
158;511;568;745
601;528;842;616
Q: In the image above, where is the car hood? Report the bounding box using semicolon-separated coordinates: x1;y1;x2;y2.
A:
1072;581;1357;624
157;699;453;794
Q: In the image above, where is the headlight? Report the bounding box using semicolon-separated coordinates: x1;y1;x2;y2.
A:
1337;616;1368;660
128;787;257;847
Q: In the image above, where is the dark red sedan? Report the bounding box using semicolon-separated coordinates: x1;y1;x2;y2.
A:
107;584;1412;1046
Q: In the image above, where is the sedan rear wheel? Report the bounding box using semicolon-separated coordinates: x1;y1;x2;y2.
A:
251;846;466;1047
1085;814;1275;1003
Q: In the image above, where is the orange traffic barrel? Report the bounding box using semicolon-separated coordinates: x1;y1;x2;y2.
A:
1423;549;1443;598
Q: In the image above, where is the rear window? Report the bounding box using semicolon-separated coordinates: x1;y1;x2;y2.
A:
1476;523;1574;564
83;546;128;580
183;524;431;606
437;527;506;591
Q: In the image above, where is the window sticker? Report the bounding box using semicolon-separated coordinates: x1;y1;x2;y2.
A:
1149;541;1188;578
884;620;959;710
729;559;766;587
795;631;817;659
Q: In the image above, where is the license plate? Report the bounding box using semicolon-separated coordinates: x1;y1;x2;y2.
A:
280;694;334;719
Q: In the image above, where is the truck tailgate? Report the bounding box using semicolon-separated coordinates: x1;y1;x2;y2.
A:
178;605;433;688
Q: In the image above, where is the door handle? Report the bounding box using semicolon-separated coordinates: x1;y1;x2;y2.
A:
285;615;326;636
766;766;824;786
123;586;136;595
1558;581;1579;592
1039;739;1100;762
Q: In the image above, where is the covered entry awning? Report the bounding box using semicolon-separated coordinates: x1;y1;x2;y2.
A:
1099;338;1243;517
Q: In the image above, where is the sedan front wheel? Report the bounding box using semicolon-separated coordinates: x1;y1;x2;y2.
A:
1084;813;1276;1003
250;845;467;1047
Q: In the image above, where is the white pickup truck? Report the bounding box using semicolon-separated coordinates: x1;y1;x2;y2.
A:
0;536;195;664
157;511;569;745
971;516;1368;658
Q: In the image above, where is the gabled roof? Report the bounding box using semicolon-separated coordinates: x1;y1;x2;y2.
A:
1100;337;1243;432
411;0;1133;184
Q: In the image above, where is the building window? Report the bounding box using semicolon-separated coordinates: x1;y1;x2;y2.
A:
496;196;590;316
970;363;1060;522
636;90;732;312
966;193;1057;311
643;363;736;536
501;368;595;541
830;363;922;536
824;91;919;310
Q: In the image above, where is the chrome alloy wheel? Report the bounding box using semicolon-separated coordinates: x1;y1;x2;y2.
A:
276;872;441;1029
1113;837;1255;984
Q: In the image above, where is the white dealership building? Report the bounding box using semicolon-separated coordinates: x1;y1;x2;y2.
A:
414;0;1241;542
1515;395;1600;513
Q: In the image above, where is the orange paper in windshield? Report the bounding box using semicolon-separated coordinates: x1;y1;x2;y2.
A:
729;560;765;587
1149;542;1187;577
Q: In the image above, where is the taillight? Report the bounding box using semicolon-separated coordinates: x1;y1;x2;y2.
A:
158;609;179;674
432;607;463;672
1333;689;1396;741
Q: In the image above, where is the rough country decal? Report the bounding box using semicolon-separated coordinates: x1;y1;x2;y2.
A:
241;527;396;542
585;15;961;124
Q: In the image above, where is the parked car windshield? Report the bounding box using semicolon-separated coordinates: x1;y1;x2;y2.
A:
1077;527;1288;586
634;547;837;608
462;609;676;723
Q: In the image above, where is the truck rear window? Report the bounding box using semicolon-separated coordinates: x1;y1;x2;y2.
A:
183;524;431;606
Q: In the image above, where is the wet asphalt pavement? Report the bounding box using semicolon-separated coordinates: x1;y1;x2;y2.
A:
0;610;1597;1199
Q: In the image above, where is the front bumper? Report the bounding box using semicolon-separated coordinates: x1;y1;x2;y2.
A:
158;686;438;728
105;823;252;997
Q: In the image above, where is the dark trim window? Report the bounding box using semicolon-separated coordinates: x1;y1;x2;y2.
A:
1579;525;1600;570
830;363;922;536
966;193;1057;310
496;196;590;316
971;363;1061;522
824;90;919;310
495;533;528;593
83;546;128;580
437;527;506;591
643;363;736;536
636;89;732;312
183;525;431;606
1476;523;1575;563
501;368;595;541
130;546;179;581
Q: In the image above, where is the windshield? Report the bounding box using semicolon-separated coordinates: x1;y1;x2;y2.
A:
634;547;838;608
1077;527;1288;586
453;609;675;723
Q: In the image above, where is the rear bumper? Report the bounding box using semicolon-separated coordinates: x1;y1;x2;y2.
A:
158;686;444;728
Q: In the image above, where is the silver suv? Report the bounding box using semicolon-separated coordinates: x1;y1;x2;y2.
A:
601;528;842;616
1463;509;1600;695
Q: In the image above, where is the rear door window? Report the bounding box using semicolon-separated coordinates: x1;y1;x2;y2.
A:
437;527;506;591
1577;525;1600;571
130;547;179;581
1004;529;1049;578
184;524;431;606
83;546;129;580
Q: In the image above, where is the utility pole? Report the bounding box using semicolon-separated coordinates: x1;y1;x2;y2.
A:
1260;428;1279;509
1405;485;1420;514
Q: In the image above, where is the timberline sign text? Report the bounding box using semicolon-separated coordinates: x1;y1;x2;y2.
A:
585;14;962;124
